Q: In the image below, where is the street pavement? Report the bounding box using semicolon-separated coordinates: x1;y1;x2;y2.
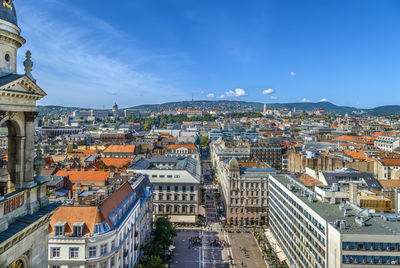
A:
169;159;266;268
227;231;267;268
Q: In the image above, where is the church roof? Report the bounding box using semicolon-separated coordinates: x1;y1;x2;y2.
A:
0;2;17;26
0;73;24;87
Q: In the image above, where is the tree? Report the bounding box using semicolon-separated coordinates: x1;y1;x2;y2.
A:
141;217;177;264
143;122;151;131
142;241;165;260
200;135;209;148
153;217;177;250
139;255;166;268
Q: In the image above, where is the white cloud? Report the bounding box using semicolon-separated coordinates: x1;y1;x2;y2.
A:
220;88;248;98
301;98;311;102
270;96;278;100
290;71;296;76
320;98;328;102
262;88;275;95
16;1;184;108
207;93;215;98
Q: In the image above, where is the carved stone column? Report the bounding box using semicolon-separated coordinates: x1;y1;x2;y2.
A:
23;112;37;187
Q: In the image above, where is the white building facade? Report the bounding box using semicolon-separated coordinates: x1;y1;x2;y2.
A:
374;135;400;152
268;174;400;268
128;156;201;223
48;176;153;268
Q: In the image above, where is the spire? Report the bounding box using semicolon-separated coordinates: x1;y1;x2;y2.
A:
23;50;36;82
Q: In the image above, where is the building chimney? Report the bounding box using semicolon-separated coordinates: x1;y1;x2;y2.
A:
349;182;358;205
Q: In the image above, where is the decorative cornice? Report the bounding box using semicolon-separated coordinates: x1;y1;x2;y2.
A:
0;28;25;47
0;211;54;254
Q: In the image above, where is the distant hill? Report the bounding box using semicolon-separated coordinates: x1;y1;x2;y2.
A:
38;105;80;114
38;101;400;115
129;100;359;115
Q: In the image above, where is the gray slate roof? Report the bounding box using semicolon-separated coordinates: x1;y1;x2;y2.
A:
322;170;381;189
0;73;24;87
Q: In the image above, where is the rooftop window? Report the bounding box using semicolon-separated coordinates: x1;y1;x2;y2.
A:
54;221;66;236
72;222;85;236
94;221;111;235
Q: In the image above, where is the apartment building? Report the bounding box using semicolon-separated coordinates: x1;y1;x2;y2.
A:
127;156;201;223
374;135;400;152
250;138;283;170
48;176;153;268
375;158;400;180
268;174;400;267
164;144;200;160
219;157;275;226
210;138;251;168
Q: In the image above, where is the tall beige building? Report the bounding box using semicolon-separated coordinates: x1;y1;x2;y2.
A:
219;157;275;226
0;2;58;267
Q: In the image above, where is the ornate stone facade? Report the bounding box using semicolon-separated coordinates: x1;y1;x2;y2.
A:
0;2;58;268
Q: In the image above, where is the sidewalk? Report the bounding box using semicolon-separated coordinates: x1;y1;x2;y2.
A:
265;228;288;263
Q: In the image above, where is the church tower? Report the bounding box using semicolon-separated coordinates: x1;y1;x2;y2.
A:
0;1;58;267
0;1;25;73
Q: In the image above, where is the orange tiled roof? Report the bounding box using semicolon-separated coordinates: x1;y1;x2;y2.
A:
103;145;136;154
337;135;376;145
165;144;197;150
374;132;397;136
299;174;324;186
343;150;368;161
49;206;103;236
101;158;133;168
99;182;133;228
55;169;110;183
380;158;400;166
379;180;400;189
79;150;98;156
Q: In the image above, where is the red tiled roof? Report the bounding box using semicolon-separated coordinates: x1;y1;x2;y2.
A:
379;180;400;189
299;174;324;187
99;182;133;228
337;135;376;145
101;158;133;168
55;169;110;183
49;206;103;236
103;145;136;154
165;144;197;150
343;150;371;161
380;158;400;166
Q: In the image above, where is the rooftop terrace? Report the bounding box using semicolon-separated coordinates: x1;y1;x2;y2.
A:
272;174;400;235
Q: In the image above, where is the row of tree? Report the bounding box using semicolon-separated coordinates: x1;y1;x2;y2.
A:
139;217;177;268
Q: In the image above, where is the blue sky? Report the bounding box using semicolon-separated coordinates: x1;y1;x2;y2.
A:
16;0;400;108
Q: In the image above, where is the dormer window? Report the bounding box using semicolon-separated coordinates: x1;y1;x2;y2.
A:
54;221;66;236
72;222;85;236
